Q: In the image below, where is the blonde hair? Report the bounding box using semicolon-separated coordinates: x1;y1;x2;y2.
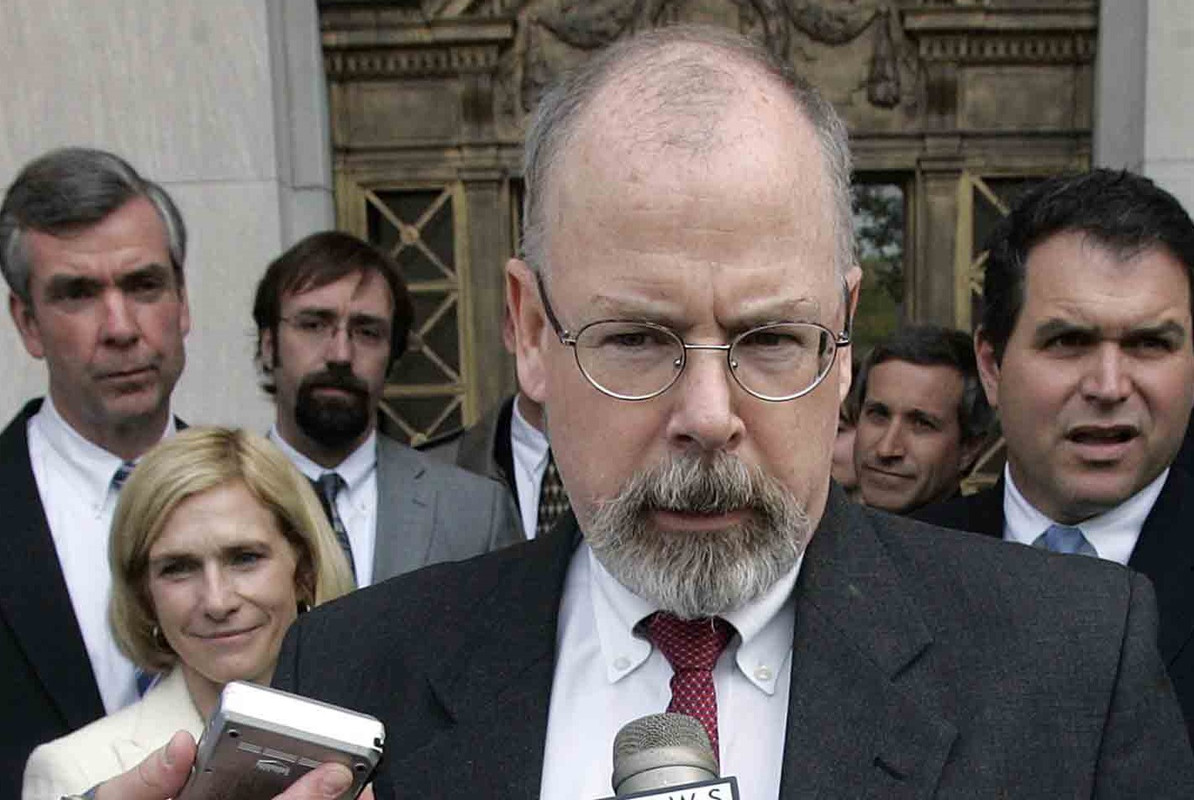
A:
108;427;354;672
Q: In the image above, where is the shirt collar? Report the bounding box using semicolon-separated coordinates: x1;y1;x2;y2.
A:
587;542;800;696
33;396;175;512
267;426;377;490
1002;464;1168;565
509;394;551;472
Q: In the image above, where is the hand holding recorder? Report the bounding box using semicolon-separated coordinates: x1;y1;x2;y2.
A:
90;731;374;800
88;681;382;800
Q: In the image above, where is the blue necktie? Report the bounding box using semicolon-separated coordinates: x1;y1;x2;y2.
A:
110;461;135;492
1034;524;1098;558
112;462;156;695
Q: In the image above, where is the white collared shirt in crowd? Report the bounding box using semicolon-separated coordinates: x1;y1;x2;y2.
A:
509;396;551;539
27;398;175;714
1002;463;1167;565
540;542;800;800
268;427;378;587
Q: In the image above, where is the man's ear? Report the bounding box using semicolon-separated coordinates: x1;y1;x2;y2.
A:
259;327;276;374
9;292;45;360
506;258;548;404
974;326;1001;410
837;265;863;404
176;283;191;339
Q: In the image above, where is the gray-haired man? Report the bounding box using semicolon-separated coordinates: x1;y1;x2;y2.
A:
0;147;190;794
95;25;1194;800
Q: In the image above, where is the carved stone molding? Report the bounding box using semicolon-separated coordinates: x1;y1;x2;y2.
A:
325;43;506;78
903;6;1097;65
321;16;515;79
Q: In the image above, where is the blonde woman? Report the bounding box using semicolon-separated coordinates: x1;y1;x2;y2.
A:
22;428;354;800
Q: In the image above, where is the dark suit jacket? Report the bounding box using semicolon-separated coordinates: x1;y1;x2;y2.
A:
916;468;1194;746
0;399;104;799
420;396;524;535
274;488;1194;798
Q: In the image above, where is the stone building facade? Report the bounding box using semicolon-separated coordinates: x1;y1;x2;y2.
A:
317;0;1096;445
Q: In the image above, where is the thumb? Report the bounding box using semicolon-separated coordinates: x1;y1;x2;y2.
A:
93;730;196;800
276;762;356;799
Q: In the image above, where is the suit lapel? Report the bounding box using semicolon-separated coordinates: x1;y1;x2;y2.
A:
0;399;105;730
378;522;577;797
114;669;204;770
1128;467;1194;664
781;490;956;798
372;436;436;581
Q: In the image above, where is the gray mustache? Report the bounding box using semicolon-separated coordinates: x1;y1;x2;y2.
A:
621;454;762;515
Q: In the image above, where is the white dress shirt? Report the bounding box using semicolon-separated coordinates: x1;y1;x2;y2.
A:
509;398;551;539
1001;464;1168;565
540;543;800;800
27;398;175;714
269;428;378;587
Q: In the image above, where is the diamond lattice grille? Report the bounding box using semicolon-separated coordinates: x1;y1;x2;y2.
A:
365;187;465;445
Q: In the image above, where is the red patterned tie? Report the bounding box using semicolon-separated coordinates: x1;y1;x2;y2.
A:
645;613;735;760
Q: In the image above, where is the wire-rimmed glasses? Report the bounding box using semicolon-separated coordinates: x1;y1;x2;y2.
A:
279;312;391;350
536;272;852;402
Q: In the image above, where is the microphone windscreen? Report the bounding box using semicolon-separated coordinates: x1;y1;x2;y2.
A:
611;713;719;795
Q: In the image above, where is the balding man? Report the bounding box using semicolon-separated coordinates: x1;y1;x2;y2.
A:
94;26;1193;800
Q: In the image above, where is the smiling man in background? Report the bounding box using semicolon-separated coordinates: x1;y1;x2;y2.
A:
853;324;991;514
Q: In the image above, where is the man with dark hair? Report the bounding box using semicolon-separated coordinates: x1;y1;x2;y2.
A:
853;324;991;514
0;147;190;794
95;30;1193;800
918;168;1194;741
252;231;519;587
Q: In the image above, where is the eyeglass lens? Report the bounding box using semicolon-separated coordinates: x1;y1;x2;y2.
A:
572;321;837;400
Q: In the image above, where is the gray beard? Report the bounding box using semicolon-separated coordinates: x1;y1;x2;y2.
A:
584;452;811;619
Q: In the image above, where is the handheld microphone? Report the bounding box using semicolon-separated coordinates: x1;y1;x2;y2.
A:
608;713;740;799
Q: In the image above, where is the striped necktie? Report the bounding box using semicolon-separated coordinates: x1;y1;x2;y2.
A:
312;472;357;582
110;461;135;493
113;461;156;693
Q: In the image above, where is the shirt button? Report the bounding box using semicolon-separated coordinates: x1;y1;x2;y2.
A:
614;657;630;671
754;665;773;682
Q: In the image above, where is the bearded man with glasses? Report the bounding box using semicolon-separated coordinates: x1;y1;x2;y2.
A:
249;231;519;589
93;25;1193;800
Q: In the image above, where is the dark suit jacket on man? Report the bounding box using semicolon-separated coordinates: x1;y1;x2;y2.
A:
0;399;105;799
916;467;1194;746
366;432;521;582
274;488;1194;798
420;396;521;519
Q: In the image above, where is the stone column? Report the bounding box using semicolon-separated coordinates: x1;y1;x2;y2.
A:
1095;0;1194;209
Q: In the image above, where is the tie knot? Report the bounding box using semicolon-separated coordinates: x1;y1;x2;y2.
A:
111;461;136;492
316;471;346;500
646;613;734;672
1035;524;1098;557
